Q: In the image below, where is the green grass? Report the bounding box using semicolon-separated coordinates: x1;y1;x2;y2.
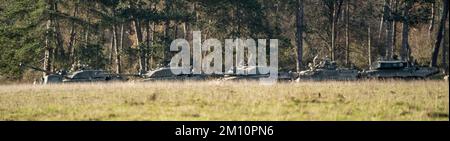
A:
0;80;448;121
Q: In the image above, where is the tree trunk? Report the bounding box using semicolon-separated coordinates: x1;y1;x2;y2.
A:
132;18;145;74
275;1;281;36
441;28;447;74
401;1;412;61
379;0;387;40
175;21;179;39
391;0;397;58
368;25;372;69
108;7;115;67
429;2;436;62
331;4;336;61
296;0;304;72
331;0;343;61
429;3;436;38
385;0;393;60
431;0;449;67
148;22;155;70
43;0;55;76
367;25;372;69
145;20;154;72
84;12;91;49
392;21;396;58
345;0;350;66
236;2;241;37
112;25;121;74
443;17;449;74
182;22;187;39
164;0;172;65
68;2;79;67
44;19;53;76
52;2;64;63
119;23;125;70
109;29;114;66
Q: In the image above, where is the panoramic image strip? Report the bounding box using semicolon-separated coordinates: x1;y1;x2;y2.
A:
0;0;448;122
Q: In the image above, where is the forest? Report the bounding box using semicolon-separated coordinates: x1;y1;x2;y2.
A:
0;0;449;81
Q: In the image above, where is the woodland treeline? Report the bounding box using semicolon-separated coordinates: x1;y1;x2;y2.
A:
0;0;448;81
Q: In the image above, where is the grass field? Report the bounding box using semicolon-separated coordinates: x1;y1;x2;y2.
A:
0;80;448;121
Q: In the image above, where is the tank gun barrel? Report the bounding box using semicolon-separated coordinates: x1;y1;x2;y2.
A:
19;63;54;75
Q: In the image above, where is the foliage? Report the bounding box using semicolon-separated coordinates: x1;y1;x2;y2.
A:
0;0;448;81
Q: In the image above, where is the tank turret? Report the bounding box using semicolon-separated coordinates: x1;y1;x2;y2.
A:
19;63;125;84
297;56;359;81
360;60;439;79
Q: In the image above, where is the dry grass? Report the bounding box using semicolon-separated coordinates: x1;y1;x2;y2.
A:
0;80;448;121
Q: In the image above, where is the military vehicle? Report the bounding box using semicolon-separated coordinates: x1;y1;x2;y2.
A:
359;60;439;79
296;57;359;81
19;63;125;84
220;66;296;81
142;66;293;82
220;67;268;81
142;67;216;81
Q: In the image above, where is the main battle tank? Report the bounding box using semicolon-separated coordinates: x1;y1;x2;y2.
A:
296;57;359;81
359;60;439;79
19;63;125;84
63;70;125;83
220;66;296;81
143;66;295;82
142;67;213;81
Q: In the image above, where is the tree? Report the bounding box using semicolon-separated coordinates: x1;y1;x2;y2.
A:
400;0;413;61
431;0;449;67
0;0;448;81
390;0;398;59
68;1;79;68
443;14;449;74
43;0;57;75
296;0;305;72
368;25;372;69
345;0;351;65
327;0;344;61
384;0;394;59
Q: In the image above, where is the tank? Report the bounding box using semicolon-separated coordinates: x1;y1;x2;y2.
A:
19;63;125;84
359;60;439;79
62;70;125;83
220;66;296;81
220;66;266;81
142;66;293;82
142;67;212;81
296;57;359;81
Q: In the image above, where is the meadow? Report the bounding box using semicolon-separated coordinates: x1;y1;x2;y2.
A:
0;80;448;121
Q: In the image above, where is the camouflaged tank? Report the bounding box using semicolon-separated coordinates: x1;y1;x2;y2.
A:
19;63;125;84
296;57;359;81
220;66;268;81
142;67;213;81
359;60;439;79
143;66;294;82
62;70;125;83
220;66;296;81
